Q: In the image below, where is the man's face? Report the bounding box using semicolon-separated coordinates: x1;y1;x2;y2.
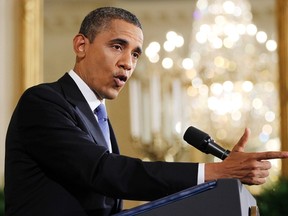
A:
74;19;143;100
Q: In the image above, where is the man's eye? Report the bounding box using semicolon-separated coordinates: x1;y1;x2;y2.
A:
132;52;140;59
113;45;122;50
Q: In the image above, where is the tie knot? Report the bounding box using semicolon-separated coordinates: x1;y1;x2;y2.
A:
95;103;107;121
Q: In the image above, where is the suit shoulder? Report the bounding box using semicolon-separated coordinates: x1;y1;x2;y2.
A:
21;73;76;101
23;81;61;96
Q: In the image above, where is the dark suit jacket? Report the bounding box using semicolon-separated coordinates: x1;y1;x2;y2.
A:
5;73;199;216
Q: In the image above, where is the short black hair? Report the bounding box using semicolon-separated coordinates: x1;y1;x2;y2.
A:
79;7;142;43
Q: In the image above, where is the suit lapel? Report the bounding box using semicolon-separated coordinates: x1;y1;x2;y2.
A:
108;120;120;154
57;73;108;150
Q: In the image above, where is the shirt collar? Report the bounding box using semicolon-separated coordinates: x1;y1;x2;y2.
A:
68;69;103;111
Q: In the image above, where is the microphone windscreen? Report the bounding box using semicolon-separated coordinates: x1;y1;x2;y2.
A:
183;126;210;149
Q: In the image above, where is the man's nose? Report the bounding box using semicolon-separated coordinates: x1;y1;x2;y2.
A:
118;52;132;71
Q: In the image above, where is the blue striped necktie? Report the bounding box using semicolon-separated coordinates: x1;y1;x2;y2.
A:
94;103;110;150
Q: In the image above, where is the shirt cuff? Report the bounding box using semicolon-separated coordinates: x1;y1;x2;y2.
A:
197;163;205;184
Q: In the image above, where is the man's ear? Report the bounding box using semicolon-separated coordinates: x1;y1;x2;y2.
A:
73;34;87;58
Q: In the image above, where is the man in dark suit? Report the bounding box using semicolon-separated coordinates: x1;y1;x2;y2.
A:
5;7;288;216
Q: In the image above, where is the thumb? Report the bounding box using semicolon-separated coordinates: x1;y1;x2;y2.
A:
232;128;251;152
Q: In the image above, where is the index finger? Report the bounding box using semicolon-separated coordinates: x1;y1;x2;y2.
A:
252;151;288;160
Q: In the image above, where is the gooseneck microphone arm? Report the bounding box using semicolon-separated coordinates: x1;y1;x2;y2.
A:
183;126;231;160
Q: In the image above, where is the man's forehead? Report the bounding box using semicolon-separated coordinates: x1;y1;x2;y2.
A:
104;19;143;44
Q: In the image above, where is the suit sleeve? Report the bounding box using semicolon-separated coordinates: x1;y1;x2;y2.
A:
16;85;199;201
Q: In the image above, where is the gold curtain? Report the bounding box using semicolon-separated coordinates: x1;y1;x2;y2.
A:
21;0;43;90
277;0;288;177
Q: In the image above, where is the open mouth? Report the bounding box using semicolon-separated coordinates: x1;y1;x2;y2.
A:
117;75;127;82
114;74;127;87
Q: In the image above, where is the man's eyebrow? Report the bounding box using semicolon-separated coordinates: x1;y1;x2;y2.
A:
109;38;128;45
109;38;142;55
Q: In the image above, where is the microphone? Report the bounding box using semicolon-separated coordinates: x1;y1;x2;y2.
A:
183;126;230;160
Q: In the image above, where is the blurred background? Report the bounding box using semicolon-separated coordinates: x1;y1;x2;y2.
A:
1;0;288;212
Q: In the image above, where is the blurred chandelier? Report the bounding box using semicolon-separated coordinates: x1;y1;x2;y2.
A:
129;0;280;183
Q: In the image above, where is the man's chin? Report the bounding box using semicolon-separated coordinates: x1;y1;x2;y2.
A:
105;90;120;100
